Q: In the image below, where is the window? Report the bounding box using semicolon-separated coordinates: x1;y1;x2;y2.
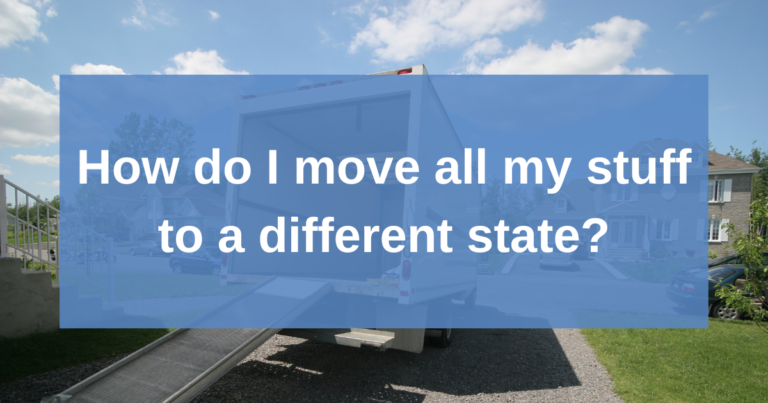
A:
708;219;724;241
555;199;566;212
611;184;637;202
691;152;702;166
617;186;632;201
656;220;672;240
708;180;723;202
610;222;619;243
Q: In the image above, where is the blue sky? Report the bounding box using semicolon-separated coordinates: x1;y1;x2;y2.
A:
1;0;767;200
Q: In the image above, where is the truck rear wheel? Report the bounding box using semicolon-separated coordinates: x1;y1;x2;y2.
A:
427;297;454;348
430;328;453;348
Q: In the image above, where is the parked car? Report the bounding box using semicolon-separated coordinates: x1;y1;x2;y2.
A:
129;241;168;257
539;242;575;269
168;247;222;275
75;248;117;264
708;252;768;268
667;264;764;320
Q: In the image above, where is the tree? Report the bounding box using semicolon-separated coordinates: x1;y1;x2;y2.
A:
6;195;59;234
715;195;768;334
727;140;768;199
109;113;196;184
480;178;544;252
72;182;130;241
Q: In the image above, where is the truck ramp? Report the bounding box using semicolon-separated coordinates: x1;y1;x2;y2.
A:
45;277;330;403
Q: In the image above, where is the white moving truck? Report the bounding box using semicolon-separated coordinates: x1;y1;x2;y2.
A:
44;65;480;403
222;65;480;353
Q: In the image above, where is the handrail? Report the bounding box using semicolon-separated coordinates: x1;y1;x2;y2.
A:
2;175;60;283
3;177;60;212
2;175;115;305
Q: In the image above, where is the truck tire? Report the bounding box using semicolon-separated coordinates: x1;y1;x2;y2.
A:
427;297;454;348
430;328;453;348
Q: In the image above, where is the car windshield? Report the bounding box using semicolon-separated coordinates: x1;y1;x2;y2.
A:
709;255;737;266
709;267;738;282
205;248;222;258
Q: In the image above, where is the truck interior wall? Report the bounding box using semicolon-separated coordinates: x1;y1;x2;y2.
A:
231;95;410;280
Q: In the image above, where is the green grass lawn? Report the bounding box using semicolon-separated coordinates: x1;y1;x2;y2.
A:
583;319;768;403
0;328;171;384
7;231;55;246
611;258;696;283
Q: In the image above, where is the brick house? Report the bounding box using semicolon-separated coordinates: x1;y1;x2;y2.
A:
528;139;725;260
706;150;761;256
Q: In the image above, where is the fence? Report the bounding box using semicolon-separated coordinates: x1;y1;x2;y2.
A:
1;175;114;303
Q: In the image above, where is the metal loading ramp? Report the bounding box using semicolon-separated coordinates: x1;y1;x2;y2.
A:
46;277;331;403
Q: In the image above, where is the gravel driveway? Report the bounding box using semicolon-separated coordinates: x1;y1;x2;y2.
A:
1;329;621;403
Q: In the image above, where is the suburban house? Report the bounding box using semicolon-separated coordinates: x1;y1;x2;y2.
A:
97;181;225;243
528;139;736;260
706;150;762;256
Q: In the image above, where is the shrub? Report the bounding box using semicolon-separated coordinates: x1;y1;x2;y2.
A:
651;242;669;259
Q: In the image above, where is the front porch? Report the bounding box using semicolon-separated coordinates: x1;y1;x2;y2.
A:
601;214;649;260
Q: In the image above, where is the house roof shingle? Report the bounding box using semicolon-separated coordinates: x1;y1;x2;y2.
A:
708;150;761;172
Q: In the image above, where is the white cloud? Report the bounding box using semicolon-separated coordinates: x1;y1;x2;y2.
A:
45;6;56;18
70;63;127;75
52;74;59;90
699;11;716;21
122;0;175;29
208;10;219;20
462;37;504;72
163;49;248;75
38;180;59;186
122;15;145;28
465;16;670;75
678;9;717;33
11;154;59;167
344;2;366;16
0;77;59;147
319;27;330;43
0;164;11;175
0;0;48;48
349;0;543;63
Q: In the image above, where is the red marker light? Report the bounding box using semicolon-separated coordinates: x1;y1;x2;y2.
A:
397;68;412;75
402;260;411;280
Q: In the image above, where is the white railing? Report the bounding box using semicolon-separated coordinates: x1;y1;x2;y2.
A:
1;175;60;282
1;175;114;303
